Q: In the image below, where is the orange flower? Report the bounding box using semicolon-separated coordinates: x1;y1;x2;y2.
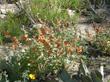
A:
38;34;51;49
21;34;28;41
55;39;62;48
37;34;45;43
11;44;17;50
12;36;19;45
12;36;17;41
3;31;10;37
40;27;47;35
76;46;83;53
39;27;51;35
11;36;19;49
56;42;61;48
64;41;70;46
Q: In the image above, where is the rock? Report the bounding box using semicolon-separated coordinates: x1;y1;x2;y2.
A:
33;23;43;28
76;23;96;39
0;48;6;60
0;46;8;60
67;9;76;17
0;14;6;18
0;46;15;61
0;4;20;14
78;16;89;23
0;3;21;18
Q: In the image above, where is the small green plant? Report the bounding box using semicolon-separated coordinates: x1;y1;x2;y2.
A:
0;12;24;37
28;0;81;26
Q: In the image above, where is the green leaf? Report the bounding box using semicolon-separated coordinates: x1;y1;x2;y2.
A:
76;41;80;46
0;34;3;42
79;59;90;76
95;70;102;80
81;75;93;82
91;71;103;82
58;69;71;82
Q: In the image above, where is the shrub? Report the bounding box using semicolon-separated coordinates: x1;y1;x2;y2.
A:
86;27;110;56
0;25;87;81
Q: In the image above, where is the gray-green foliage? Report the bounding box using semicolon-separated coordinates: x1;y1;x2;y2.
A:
0;57;21;82
58;60;103;82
